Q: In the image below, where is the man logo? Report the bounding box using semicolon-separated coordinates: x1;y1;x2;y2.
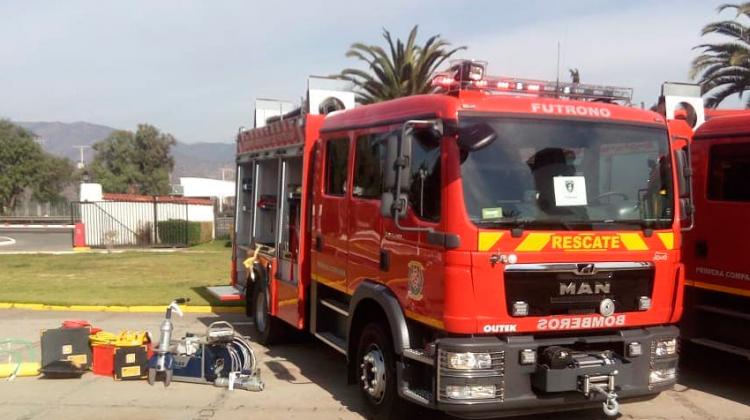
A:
560;281;611;296
576;263;596;275
565;180;575;193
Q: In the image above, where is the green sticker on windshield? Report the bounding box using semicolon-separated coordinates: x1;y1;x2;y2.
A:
482;207;503;219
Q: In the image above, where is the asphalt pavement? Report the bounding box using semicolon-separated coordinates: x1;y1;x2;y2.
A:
0;228;73;252
0;309;748;420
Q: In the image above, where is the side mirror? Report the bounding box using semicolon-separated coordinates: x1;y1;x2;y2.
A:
382;120;442;228
380;192;393;218
380;192;408;219
383;134;408;191
673;145;694;231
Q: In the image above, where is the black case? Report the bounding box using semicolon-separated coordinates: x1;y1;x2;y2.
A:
40;327;91;377
114;345;149;380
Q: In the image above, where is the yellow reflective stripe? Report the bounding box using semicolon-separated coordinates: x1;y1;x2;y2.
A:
686;280;750;298
657;232;674;250
618;233;648;251
404;309;445;330
515;233;552;252
311;273;349;294
478;232;503;251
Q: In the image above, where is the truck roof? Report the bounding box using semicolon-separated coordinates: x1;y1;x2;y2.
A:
694;112;750;140
321;93;665;133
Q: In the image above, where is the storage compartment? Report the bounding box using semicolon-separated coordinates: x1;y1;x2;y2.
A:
253;159;279;246
236;162;255;248
277;157;303;282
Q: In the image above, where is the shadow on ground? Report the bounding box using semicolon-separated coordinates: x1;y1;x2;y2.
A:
678;344;750;407
195;314;626;420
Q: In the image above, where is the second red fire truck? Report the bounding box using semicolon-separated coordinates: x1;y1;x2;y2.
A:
681;110;750;359
217;62;694;418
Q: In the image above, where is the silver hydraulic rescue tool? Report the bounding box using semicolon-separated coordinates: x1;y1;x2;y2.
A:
147;298;188;386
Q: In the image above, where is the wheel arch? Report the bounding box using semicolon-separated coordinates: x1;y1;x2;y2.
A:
346;281;410;382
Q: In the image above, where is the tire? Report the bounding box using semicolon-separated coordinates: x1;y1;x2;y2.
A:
251;277;283;345
164;369;172;387
147;368;156;385
356;322;411;420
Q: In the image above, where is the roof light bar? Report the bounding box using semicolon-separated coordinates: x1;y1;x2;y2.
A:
432;60;633;103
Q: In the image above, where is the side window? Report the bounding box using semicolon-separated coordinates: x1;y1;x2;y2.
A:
409;133;441;221
708;143;750;201
353;134;386;198
325;137;349;196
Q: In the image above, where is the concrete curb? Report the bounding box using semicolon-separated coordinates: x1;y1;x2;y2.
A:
0;302;244;314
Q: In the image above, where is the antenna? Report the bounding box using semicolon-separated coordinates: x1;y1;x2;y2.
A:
72;145;91;169
555;41;561;97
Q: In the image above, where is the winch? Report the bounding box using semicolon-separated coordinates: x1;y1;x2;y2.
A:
533;346;621;417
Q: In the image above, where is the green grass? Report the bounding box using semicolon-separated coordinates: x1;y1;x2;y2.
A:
0;241;241;307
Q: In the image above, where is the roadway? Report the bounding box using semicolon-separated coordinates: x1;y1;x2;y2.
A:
0;309;748;420
0;227;72;252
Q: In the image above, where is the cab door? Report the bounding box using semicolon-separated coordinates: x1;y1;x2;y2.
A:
381;130;445;328
347;132;386;291
311;136;351;294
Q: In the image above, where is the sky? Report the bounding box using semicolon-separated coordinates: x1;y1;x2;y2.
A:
0;0;743;144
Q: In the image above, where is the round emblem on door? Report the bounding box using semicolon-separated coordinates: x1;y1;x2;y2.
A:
599;298;615;317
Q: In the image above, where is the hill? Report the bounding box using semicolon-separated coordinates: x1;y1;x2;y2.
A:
14;121;234;179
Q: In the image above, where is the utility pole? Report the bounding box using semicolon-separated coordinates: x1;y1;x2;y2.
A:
72;145;91;169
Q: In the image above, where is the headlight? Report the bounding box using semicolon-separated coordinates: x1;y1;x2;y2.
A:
444;352;492;370
649;367;677;384
654;338;677;358
445;384;496;400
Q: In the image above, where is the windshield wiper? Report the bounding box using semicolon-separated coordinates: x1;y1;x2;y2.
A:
475;218;576;234
589;219;658;235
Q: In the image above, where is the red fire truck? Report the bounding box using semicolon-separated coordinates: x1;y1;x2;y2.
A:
681;110;750;359
221;62;693;418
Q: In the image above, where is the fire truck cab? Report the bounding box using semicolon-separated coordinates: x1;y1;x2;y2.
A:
227;62;692;419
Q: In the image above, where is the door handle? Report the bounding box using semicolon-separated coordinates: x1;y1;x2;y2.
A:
380;249;390;272
695;240;708;258
315;235;323;252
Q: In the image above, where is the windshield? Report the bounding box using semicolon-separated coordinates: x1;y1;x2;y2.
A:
459;116;673;230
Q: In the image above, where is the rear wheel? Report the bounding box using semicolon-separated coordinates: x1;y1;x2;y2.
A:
356;322;410;420
251;278;283;345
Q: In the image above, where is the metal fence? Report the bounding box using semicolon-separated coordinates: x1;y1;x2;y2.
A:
215;216;234;239
8;200;72;217
71;201;190;248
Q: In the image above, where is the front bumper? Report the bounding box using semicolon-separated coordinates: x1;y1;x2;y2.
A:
433;326;678;419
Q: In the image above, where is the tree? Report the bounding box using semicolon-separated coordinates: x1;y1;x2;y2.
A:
338;25;466;104
690;3;750;107
32;155;75;203
90;124;176;195
0;120;74;214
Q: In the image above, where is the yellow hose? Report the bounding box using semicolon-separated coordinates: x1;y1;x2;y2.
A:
0;362;40;377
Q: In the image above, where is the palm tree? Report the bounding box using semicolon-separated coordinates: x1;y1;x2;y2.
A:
338;26;465;104
690;3;750;107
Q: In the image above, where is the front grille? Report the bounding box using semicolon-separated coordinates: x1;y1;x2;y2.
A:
505;263;654;316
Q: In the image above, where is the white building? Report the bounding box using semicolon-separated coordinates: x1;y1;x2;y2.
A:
179;177;235;212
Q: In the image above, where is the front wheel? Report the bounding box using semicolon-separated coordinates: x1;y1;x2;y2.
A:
356;322;411;420
251;278;283;345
